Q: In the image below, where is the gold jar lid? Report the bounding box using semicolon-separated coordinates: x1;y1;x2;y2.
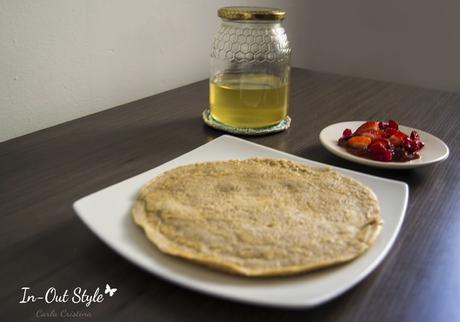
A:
218;6;286;21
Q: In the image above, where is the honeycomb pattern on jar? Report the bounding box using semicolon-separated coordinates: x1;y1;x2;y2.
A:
211;24;290;63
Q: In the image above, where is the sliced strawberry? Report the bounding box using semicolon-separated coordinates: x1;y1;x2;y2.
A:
389;131;408;146
369;142;392;161
355;121;379;135
360;129;385;140
385;127;398;138
372;137;391;148
347;136;372;150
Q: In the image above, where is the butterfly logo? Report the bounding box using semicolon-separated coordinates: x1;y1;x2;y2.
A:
104;284;117;297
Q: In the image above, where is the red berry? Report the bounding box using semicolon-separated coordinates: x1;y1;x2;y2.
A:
402;137;417;154
369;142;392;161
408;130;424;152
392;146;404;161
342;128;353;139
410;130;420;141
388;119;399;130
413;140;424;152
379;121;388;130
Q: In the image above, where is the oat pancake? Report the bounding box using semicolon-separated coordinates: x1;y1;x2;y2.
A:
132;158;382;276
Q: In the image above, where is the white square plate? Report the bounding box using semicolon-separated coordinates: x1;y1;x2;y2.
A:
73;135;408;308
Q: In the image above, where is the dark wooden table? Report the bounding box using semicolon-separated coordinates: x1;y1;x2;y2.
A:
1;68;459;322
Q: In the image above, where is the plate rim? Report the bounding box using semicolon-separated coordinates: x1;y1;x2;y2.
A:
319;121;450;169
73;134;409;308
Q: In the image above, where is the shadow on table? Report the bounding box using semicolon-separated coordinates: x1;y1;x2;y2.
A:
299;144;428;190
111;263;381;322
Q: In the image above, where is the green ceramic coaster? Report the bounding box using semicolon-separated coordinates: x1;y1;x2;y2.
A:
202;109;291;136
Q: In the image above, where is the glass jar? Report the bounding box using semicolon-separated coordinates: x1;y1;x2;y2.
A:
205;7;291;134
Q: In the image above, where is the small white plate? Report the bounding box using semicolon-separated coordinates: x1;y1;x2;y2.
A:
73;135;408;308
319;121;449;169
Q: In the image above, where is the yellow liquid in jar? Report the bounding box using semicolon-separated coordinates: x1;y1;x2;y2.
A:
210;73;289;128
